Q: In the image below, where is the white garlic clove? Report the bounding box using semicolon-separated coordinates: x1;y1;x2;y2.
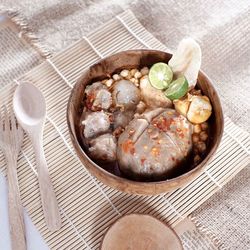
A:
187;95;212;124
168;38;201;87
173;98;190;117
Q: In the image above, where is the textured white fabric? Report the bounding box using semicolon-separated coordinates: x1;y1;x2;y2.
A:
0;1;249;249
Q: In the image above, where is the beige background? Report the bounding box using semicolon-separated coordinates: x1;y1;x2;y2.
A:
1;0;250;249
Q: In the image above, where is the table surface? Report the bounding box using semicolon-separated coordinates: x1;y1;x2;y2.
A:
0;173;49;250
0;0;249;249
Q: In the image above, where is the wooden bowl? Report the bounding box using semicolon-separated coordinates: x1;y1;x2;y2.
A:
67;50;224;195
100;214;183;250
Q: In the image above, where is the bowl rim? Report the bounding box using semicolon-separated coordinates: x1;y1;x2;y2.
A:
67;49;224;191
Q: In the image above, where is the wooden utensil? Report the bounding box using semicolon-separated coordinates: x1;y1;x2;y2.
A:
13;82;61;231
0;107;26;250
101;214;183;250
67;49;224;195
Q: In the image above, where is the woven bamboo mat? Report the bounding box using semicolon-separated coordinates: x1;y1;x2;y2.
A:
0;10;249;250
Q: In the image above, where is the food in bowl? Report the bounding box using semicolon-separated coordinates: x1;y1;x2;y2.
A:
79;38;213;181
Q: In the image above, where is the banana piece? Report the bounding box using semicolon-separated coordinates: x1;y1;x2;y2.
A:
168;38;201;87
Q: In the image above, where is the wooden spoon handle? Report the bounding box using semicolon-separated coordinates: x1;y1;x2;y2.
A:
33;140;62;231
6;156;26;250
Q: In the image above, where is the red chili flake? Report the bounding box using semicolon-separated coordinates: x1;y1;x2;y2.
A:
85;93;96;110
157;139;162;144
122;139;135;155
153;117;174;132
130;147;135;155
141;158;146;165
151;147;160;157
171;156;175;161
179;132;185;139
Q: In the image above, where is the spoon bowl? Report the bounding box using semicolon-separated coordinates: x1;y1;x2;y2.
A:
13;82;46;127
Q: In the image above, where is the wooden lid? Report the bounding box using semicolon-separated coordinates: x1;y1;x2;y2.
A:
101;214;183;250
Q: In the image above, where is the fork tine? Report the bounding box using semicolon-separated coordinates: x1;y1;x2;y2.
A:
0;108;3;133
10;108;23;148
3;105;10;132
10;108;17;130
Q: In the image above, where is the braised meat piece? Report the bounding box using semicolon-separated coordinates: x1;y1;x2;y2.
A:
85;81;112;111
89;134;117;162
117;108;192;180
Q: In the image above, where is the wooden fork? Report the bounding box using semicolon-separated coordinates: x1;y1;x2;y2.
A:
0;106;26;250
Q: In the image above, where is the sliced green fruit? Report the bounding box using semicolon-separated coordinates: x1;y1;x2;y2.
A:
164;76;188;100
148;62;173;90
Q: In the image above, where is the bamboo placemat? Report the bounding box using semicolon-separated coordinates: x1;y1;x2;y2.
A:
0;10;249;250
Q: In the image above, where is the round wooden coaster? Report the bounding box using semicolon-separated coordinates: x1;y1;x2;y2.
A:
101;214;183;250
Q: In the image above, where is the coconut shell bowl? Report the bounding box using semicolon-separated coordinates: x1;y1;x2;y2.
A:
67;49;223;195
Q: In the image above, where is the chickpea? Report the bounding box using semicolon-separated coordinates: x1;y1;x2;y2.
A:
134;71;142;79
120;69;130;78
196;141;206;153
130;77;136;83
200;131;208;141
193;147;199;154
112;74;121;81
192;133;200;143
105;79;114;87
201;122;208;131
193;124;201;133
140;66;149;76
130;69;138;77
101;79;108;84
194;155;201;165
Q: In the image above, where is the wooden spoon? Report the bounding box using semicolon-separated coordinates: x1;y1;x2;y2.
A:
13;82;61;231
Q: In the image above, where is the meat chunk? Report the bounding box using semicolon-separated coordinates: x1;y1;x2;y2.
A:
140;75;172;109
117;108;192;180
113;110;134;129
135;101;147;114
82;111;110;138
112;80;140;110
89;134;117;162
85;81;112;111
